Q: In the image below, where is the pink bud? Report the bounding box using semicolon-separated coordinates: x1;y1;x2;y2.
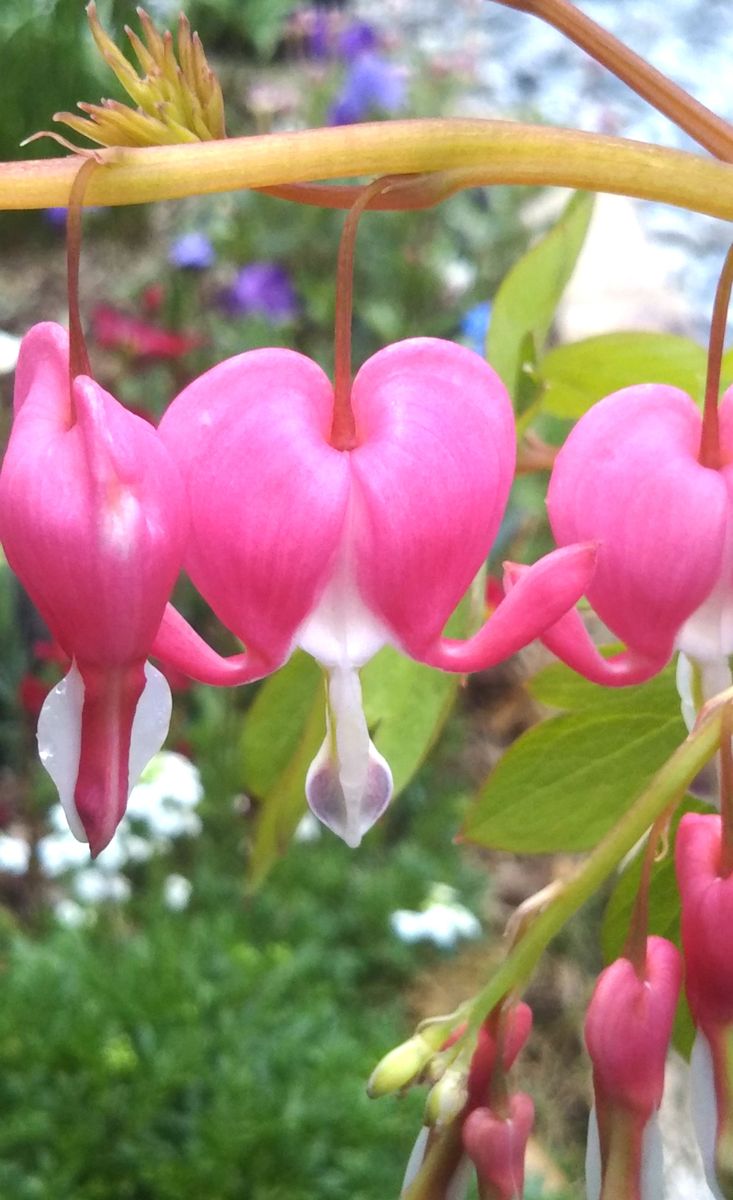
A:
585;937;681;1117
0;324;188;852
676;813;733;1032
462;1092;534;1200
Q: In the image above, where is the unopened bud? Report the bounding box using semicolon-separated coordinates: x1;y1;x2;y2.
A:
424;1065;468;1128
367;1033;435;1098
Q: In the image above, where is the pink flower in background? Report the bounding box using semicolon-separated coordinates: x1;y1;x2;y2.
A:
584;936;681;1200
153;338;595;845
676;813;733;1198
0;323;188;854
91;303;202;360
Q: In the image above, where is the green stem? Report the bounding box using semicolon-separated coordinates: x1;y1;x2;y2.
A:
465;695;728;1037
405;699;728;1200
4;121;733;220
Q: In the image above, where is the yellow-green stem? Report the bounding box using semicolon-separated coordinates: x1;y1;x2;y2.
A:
4;121;733;221
464;696;728;1036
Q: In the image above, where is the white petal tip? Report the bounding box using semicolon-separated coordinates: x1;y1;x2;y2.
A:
305;737;393;847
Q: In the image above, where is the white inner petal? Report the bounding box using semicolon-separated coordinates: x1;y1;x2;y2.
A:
297;552;391;669
37;661;172;845
298;532;394;847
128;663;173;791
690;1031;725;1200
401;1126;430;1195
585;1106;601;1200
676;651;732;733
640;1112;665;1200
37;662;86;841
305;666;393;847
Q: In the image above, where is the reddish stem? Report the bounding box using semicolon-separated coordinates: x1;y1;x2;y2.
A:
700;245;733;469
492;0;733;162
623;809;674;978
330;175;403;450
66;157;96;400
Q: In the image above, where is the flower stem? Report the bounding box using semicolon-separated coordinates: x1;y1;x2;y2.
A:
66;158;96;405
700;244;733;469
492;0;733;162
331;176;401;449
4;122;733;221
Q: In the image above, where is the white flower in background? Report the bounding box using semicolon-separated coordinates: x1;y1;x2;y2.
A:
294;812;322;843
0;330;21;375
0;833;30;874
74;868;131;905
53;898;93;929
390;883;482;949
125;750;203;840
163;873;192;911
36;752;202;909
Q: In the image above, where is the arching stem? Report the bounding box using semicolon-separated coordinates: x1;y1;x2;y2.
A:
623;807;675;977
492;0;733;162
699;244;733;469
66;157;97;398
330;174;406;450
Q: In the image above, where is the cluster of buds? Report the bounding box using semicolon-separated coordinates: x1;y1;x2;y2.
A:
369;1002;534;1200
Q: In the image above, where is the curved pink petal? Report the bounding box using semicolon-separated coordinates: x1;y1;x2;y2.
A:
348;339;515;657
504;563;668;685
548;385;728;661
676;813;733;1033
151;603;270;686
425;542;597;672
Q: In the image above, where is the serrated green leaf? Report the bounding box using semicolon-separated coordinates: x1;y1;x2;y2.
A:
463;709;685;853
602;800;710;1056
530;656;680;718
538;332;707;419
487;191;594;402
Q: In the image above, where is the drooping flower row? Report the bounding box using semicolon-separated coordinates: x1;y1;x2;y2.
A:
0;322;595;854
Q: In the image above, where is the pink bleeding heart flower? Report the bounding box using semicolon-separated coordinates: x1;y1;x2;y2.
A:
584;936;681;1200
153;338;595;846
526;384;733;702
676;813;733;1198
0;323;188;854
461;1092;535;1200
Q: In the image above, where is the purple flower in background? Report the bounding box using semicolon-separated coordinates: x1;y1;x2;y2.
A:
169;231;215;270
338;21;378;61
307;7;330;59
460;301;492;356
44;206;102;229
328;52;406;125
220;263;299;323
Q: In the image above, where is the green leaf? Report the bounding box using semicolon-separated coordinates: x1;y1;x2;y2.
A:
462;708;686;853
362;650;460;797
530;656;680;717
487;191;594;402
240;651;322;797
602;800;710;1057
538;332;707;419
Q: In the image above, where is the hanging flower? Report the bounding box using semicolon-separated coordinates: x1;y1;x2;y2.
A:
676;813;733;1199
505;383;733;710
584;936;681;1200
0;323;188;854
152;338;595;845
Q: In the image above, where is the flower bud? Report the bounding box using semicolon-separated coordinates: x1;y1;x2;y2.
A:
462;1092;535;1200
